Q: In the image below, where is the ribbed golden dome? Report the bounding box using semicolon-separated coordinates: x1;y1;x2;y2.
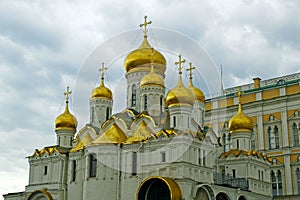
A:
91;80;112;99
55;102;77;131
188;80;205;102
124;37;166;73
140;65;164;87
166;75;194;106
229;104;253;133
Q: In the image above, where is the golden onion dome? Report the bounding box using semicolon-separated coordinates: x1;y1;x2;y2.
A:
188;80;205;102
55;101;77;131
124;37;166;73
228;104;253;133
90;79;113;99
166;75;194;106
140;65;164;87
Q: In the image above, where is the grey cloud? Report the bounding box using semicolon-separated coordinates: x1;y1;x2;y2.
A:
0;1;64;50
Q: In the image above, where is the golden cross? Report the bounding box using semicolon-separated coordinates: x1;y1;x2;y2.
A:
64;86;72;103
186;62;196;79
99;62;107;80
237;86;244;104
139;15;152;38
150;48;155;64
175;54;185;74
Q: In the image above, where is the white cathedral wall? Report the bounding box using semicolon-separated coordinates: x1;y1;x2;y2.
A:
68;152;85;200
66;134;218;199
26;155;67;199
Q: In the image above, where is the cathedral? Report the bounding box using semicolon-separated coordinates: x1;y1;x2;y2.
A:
3;17;300;200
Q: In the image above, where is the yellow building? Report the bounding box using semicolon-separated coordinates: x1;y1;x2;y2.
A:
206;74;300;199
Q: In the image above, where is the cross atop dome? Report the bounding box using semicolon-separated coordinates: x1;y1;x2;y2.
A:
139;15;152;38
175;54;185;74
64;86;72;104
99;62;108;81
236;86;244;104
187;62;196;80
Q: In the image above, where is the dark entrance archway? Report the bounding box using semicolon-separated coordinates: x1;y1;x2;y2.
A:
137;176;181;200
238;195;247;200
216;192;230;200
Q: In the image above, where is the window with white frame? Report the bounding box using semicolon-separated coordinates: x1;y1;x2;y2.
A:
268;126;280;149
297;168;300;194
293;123;299;146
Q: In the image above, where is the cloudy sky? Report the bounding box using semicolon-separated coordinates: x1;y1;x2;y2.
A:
1;0;300;198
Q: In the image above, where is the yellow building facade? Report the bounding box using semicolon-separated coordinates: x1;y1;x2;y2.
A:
206;74;300;199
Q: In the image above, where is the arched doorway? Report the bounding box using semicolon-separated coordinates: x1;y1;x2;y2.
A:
27;190;53;200
137;176;181;200
193;184;215;200
238;195;247;200
195;188;210;200
216;192;230;200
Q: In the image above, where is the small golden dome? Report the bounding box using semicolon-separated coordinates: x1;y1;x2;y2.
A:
140;65;164;87
229;104;253;133
91;80;113;99
188;80;205;102
55;102;77;131
124;38;166;73
166;75;194;106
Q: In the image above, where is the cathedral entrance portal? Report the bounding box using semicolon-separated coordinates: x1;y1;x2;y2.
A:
137;176;182;200
27;189;53;200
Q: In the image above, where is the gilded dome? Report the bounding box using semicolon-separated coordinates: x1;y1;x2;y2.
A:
229;104;253;133
166;76;194;106
188;80;205;102
91;80;113;99
55;103;77;131
124;38;166;73
140;65;164;87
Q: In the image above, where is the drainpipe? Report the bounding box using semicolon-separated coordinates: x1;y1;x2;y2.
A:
117;144;122;200
137;142;144;187
60;153;68;200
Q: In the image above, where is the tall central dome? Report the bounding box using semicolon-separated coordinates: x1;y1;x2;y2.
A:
124;38;166;73
124;16;166;74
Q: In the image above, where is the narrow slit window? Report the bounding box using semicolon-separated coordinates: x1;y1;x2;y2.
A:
131;85;136;107
44;166;48;175
72;160;76;182
89;153;97;178
132;152;137;176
